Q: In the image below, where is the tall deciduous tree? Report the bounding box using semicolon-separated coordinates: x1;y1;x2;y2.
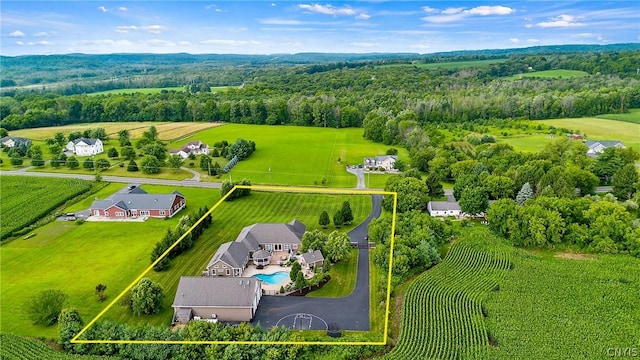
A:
140;155;160;174
325;231;351;262
168;154;184;172
383;176;429;212
459;187;489;216
130;278;164;316
612;163;639;200
25;289;68;325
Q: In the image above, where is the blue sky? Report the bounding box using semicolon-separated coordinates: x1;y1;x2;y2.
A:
2;1;639;55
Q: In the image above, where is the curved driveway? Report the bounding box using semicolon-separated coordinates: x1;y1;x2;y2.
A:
252;195;382;331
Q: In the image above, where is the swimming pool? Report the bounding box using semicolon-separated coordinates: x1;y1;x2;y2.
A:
252;271;290;285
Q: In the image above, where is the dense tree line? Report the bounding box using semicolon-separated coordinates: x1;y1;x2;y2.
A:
2;51;639;130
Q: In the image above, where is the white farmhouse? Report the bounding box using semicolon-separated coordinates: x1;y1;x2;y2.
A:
66;138;104;156
363;155;397;171
584;140;625;158
427;201;463;217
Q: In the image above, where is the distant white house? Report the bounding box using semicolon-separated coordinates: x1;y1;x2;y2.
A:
0;136;31;149
170;140;210;159
363;155;397;171
66;138;103;156
584;140;625;158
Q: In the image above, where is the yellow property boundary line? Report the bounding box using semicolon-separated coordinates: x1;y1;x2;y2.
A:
71;184;397;346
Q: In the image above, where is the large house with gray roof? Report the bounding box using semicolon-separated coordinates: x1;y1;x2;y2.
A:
66;138;103;156
89;184;185;220
205;219;306;277
364;155;398;171
584;140;625;158
172;276;262;323
0;136;31;149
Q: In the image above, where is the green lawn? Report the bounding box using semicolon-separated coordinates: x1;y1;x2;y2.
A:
87;87;187;95
168;124;410;188
486;249;640;359
497;133;554;152
307;248;358;298
100;190;372;328
596;108;640;124
0;185;219;338
537;117;640;151
506;69;590;80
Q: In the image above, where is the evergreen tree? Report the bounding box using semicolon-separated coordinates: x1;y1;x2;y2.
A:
516;182;533;205
340;201;354;224
333;210;344;228
318;210;330;228
127;159;139;172
425;172;445;198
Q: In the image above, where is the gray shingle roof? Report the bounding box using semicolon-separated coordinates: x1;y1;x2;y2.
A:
300;250;324;264
207;242;248;269
172;276;259;308
235;220;306;245
428;201;462;212
1;136;31;146
584;140;623;149
73;138;100;146
91;190;184;211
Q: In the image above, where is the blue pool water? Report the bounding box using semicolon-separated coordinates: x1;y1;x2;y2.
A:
252;271;290;285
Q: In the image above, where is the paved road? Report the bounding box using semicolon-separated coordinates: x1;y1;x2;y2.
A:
252;195;382;331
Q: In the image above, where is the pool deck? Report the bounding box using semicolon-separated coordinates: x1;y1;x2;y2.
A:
243;265;292;292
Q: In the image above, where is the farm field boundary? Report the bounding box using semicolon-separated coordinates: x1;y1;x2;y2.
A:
72;185;398;346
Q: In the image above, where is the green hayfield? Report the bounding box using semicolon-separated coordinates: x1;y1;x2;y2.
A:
379;59;507;70
99;190;372;328
385;227;512;359
307;248;358;298
497;134;556;152
486;250;640;359
0;185;219;338
596;108;640;124
0;176;92;238
168;124;410;188
537;117;640;151
506;69;590;80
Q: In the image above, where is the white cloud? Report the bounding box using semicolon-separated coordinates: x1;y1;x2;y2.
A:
467;6;514;16
357;13;371;20
119;7;127;12
116;25;138;33
9;30;25;37
33;32;51;37
15;41;24;45
259;18;303;25
349;42;379;47
527;38;539;43
200;39;262;46
423;5;515;23
271;3;276;6
299;4;356;16
27;40;54;46
142;25;168;34
442;7;464;15
98;6;107;13
537;14;584;28
509;38;520;43
422;6;438;13
177;41;192;46
146;39;177;47
525;23;533;28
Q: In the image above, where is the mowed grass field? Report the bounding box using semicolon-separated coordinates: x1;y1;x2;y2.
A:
537;117;640;151
506;69;590;80
10;121;223;142
169;124;410;188
597;108;640;124
101;190;373;328
486;248;640;359
0;184;219;338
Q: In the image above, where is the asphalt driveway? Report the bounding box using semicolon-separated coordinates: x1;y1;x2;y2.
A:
252;195;382;331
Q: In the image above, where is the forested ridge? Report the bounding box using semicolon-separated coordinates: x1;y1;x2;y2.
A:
1;48;639;131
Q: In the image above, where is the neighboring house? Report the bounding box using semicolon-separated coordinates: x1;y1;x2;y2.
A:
172;276;262;324
0;136;31;149
299;250;324;271
89;184;185;220
363;155;398;171
170;140;210;159
205;219;306;277
584;140;625;157
66;138;104;156
427;200;463;217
